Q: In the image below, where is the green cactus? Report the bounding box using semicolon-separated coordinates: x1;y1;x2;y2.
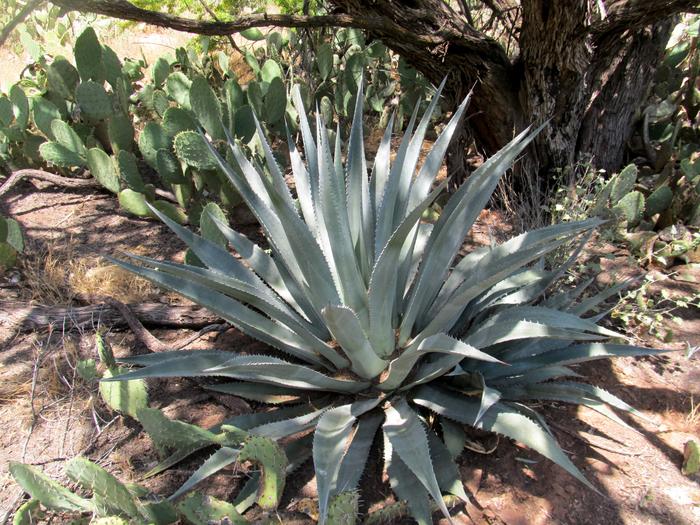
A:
327;491;359;525
118;189;150;217
234;105;256;143
51;119;87;156
173;130;217;170
152;57;170;87
136;407;220;456
165;71;192;108
139;500;179;525
76;81;113;121
0;96;13;126
102;45;124;90
9;462;91;512
31;97;61;140
139;122;171;169
97;334;148;418
12;498;42;525
156;149;186;184
9;85;29;131
87;148;121;194
176;493;248;525
613;190;645;227
108;113;134;153
39;141;86;167
65;457;140;519
645;185;673;217
199;202;227;247
74;27;105;82
162;107;197;137
91;518;129;525
610;163;638;202
189;76;225;139
152;200;187;225
152;89;170;118
238;435;287;511
260;59;283;84
264;77;287;125
246;81;264;117
46;57;80;100
116;151;145;192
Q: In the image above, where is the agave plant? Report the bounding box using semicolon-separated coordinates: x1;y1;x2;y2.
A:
107;79;661;524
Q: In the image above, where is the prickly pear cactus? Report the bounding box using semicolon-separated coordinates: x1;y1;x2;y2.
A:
238;435;288;511
136;407;220;455
65;457;139;519
174;131;217;170
645;185;674;218
87;148;120;194
9;462;90;512
327;491;360;525
613;190;645;227
176;492;248;525
97;334;148;418
610;163;638;202
76;81;112;121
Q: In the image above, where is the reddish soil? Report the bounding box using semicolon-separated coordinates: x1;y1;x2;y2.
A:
0;181;699;524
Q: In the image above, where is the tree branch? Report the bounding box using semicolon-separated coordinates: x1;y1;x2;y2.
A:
0;0;46;48
593;0;699;39
48;0;443;44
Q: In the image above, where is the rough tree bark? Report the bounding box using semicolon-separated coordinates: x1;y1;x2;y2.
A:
29;0;700;189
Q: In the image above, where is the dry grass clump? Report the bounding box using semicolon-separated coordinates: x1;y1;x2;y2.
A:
18;239;160;306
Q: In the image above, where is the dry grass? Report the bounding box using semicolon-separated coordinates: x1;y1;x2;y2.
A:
18;239;159;306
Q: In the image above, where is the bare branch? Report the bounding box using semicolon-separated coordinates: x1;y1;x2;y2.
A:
0;0;46;48
593;0;700;38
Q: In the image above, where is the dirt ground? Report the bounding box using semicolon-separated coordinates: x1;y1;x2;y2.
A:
0;178;699;525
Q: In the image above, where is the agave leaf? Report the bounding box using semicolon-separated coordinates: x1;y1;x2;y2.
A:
109;257;329;365
369;111;395;238
345;79;372;278
212;135;342;315
426;430;469;503
440;417;466;459
400;125;541;344
392;80;450;227
464;320;608;350
412;385;597;492
204;382;303;404
291;85;319;202
369;180;446;357
118;350;225;367
287;126;318;233
570;280;633;316
314;398;380;524
374;103;420;257
125;253;337;367
203;355;370;393
384;433;432;525
545;277;596;311
322;305;387;379
406;90;470;212
249;405;329;440
253;115;297;212
417;219;602;342
381;333;502;391
169;447;239;501
208;215;324;330
396;223;434;314
383;398;453;523
334;413;384;493
490;365;582;386
315;117;368;320
217;403;317;432
482;343;665;379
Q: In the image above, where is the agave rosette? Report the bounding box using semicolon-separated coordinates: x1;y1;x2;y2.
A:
108;80;661;523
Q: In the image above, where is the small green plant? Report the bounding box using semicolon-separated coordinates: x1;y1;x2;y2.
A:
102;80;664;524
0;213;24;269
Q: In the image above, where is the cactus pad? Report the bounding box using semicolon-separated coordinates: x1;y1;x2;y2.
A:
176;492;247;525
46;57;79;99
76;81;112;121
238;435;288;510
39;142;86;167
31;97;61;140
327;491;360;525
139;122;171;169
9;462;90;512
189;76;225;139
613;190;645;227
162;107;197;137
645;185;673;217
156;148;186;184
174;131;217;170
74;27;104;82
108;113;134;153
116;151;145;192
65;457;139;518
87;148;120;194
165;71;192;107
610;163;638;202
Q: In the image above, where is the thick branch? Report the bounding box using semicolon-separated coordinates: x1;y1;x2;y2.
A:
0;0;45;48
593;0;699;40
49;0;442;44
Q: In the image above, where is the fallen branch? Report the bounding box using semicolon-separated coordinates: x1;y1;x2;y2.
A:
104;297;227;352
1;300;222;331
0;168;179;203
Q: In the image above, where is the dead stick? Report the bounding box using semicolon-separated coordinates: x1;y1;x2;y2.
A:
104;297;170;352
0;168;179;203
